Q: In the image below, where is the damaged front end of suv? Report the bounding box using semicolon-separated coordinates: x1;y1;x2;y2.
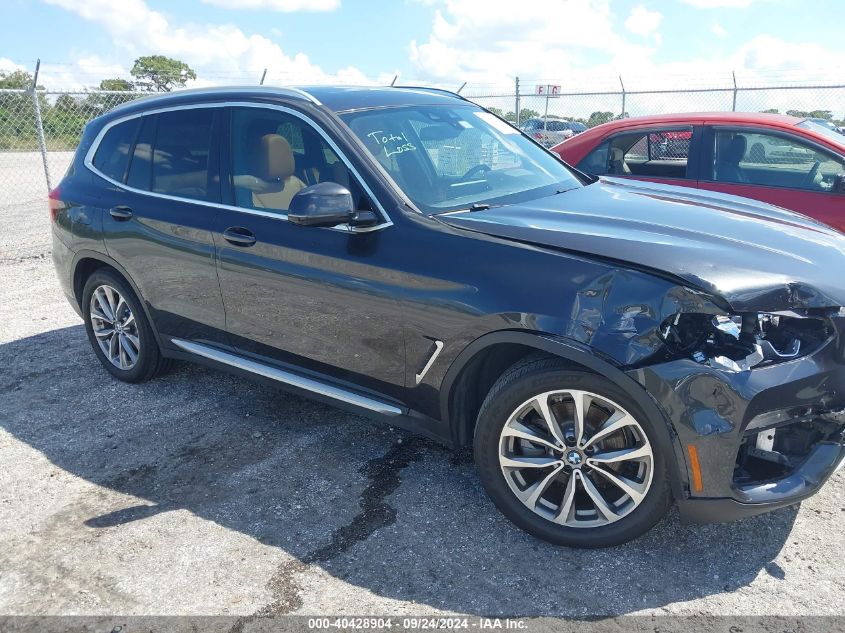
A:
632;298;845;522
441;179;845;523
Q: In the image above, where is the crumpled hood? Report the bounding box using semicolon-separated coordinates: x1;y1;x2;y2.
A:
438;177;845;312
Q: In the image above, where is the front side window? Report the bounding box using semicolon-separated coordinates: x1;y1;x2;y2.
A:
230;107;364;214
151;109;216;201
577;127;692;179
341;104;582;214
711;130;845;192
92;118;140;182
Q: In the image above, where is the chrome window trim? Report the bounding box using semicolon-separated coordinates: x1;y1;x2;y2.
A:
83;101;392;233
171;338;403;416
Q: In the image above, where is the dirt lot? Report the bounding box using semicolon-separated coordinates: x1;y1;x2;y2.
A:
1;152;844;619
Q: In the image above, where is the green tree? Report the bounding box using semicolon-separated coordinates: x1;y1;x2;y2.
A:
130;55;196;92
99;77;134;91
89;77;138;110
0;70;33;89
786;109;833;120
519;108;539;121
55;94;80;112
586;111;614;128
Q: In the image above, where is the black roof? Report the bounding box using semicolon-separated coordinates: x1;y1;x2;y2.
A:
104;85;466;120
303;85;466;112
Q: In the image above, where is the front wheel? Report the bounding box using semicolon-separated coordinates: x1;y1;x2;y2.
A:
474;359;671;547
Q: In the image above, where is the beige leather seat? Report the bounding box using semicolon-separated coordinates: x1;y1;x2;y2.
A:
250;134;306;211
609;147;631;175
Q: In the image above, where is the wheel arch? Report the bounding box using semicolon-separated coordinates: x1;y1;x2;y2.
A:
71;250;165;349
441;330;688;500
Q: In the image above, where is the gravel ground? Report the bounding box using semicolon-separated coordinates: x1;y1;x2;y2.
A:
1;152;844;619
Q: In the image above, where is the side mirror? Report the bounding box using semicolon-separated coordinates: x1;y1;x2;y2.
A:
288;182;355;227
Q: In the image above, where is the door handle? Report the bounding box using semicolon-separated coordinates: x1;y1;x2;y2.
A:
222;227;256;247
109;205;133;220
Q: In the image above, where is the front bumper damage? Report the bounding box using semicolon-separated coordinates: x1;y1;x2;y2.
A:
629;317;845;523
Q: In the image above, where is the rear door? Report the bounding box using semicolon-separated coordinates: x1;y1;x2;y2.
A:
575;125;701;189
698;126;845;231
95;106;228;344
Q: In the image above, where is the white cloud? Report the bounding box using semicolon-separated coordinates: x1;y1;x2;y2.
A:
681;0;756;7
0;58;26;73
407;1;845;119
41;0;374;89
200;0;340;12
711;22;727;38
410;0;621;85
624;6;662;38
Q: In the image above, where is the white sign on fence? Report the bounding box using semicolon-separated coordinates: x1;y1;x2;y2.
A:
535;85;561;96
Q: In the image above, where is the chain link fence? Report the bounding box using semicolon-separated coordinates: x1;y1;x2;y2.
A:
1;78;844;212
0;89;146;221
463;77;845;147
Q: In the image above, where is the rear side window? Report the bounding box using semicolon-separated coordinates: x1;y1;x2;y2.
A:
92;118;140;182
151;109;216;201
578;128;692;180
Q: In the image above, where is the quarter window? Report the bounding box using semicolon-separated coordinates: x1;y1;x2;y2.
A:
711;130;845;192
151;109;216;201
92;118;140;183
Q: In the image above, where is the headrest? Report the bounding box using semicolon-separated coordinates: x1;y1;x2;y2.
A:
720;135;747;164
257;134;295;181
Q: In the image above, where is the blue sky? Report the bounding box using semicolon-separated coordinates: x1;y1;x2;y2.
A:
1;0;843;92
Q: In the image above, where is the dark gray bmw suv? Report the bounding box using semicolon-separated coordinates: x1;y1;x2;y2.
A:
50;86;845;547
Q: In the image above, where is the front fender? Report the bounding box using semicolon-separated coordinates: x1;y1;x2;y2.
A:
440;330;689;502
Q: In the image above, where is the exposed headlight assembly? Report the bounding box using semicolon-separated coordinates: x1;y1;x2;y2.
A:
659;310;834;371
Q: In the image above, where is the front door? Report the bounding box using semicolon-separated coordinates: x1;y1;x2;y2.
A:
698;127;845;232
213;104;406;395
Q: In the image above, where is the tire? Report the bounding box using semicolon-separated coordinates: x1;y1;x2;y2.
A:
82;269;171;383
474;358;672;547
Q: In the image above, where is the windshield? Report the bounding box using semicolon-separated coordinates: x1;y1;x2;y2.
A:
340;104;583;214
798;120;845;146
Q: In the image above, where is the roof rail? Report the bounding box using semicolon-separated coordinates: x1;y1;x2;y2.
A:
108;85;319;114
391;85;468;102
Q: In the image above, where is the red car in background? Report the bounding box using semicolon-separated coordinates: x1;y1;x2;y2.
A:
552;112;845;232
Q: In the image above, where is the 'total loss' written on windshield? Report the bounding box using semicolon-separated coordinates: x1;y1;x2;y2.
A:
367;130;417;157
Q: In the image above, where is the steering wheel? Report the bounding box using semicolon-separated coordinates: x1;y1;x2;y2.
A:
460;164;492;181
802;160;821;188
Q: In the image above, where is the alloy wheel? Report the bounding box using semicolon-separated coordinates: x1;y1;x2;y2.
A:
89;284;140;371
498;389;653;528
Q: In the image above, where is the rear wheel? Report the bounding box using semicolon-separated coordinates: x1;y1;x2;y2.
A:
474;358;671;547
82;269;171;383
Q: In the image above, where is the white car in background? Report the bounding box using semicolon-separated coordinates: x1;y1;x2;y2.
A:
519;118;586;147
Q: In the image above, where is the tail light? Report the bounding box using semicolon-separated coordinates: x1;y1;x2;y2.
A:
48;186;62;223
533;132;543;140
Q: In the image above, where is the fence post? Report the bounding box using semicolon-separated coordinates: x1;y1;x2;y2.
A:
30;58;52;193
619;75;626;118
731;71;738;112
515;76;521;126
